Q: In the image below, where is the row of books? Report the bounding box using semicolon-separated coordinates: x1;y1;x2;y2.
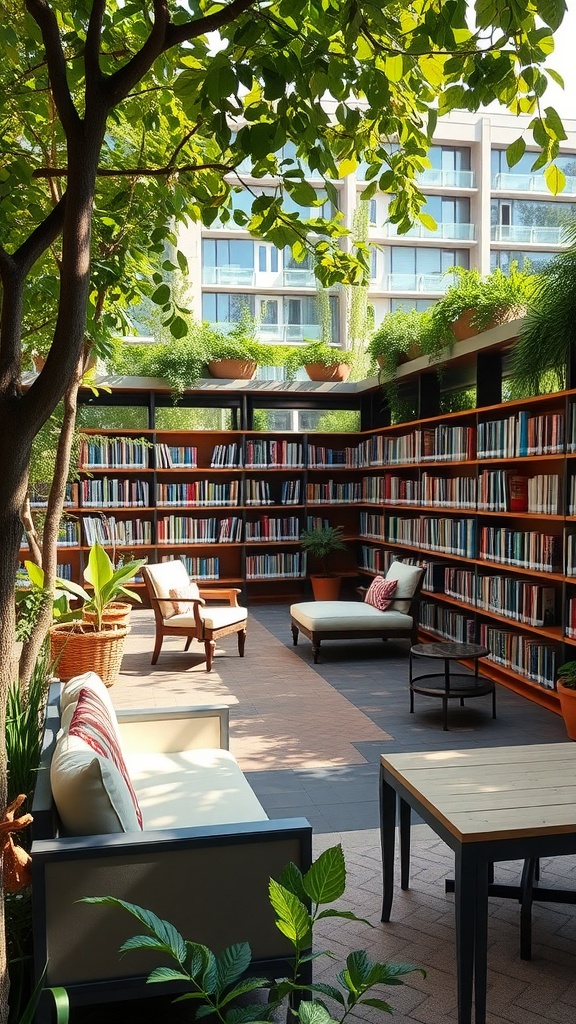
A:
359;512;386;540
359;545;385;573
245;517;300;541
477;411;564;458
160;554;220;580
157;516;243;544
82;516;152;546
157;481;240;507
478;624;561;689
31;481;79;507
307;445;363;468
57;521;81;546
306;481;362;504
245;552;307;579
419;603;476;644
155;444;198;468
566;597;576;639
244;440;304;468
478;527;560;572
443;567;556;627
211;443;242;468
79;478;150;508
80;438;150;468
386;515;476;557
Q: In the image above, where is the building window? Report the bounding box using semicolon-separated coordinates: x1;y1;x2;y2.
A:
391;247;468;276
389;298;436;313
202;293;254;324
424;196;470;223
490;250;554;273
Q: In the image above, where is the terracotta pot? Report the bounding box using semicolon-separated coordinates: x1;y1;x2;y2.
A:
208;359;257;380
304;362;351;382
82;601;132;629
377;344;422;370
310;575;342;600
450;306;527;343
556;680;576;739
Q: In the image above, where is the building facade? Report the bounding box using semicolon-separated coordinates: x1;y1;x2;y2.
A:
179;110;576;350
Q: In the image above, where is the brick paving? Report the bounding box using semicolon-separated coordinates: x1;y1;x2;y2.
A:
101;605;576;1024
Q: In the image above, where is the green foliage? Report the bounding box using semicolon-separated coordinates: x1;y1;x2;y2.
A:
424;266;535;361
511;227;576;394
368;310;425;380
85;844;422;1022
311;410;361;433
300;525;347;576
557;662;576;689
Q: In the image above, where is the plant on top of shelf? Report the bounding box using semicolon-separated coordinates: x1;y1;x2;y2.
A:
423;264;534;363
145;322;221;395
290;341;354;382
300;523;348;599
511;230;576;395
367;309;426;380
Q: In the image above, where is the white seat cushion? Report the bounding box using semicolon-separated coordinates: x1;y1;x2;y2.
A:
385;561;424;614
145;560;194;618
290;601;412;632
126;747;268;829
164;606;247;630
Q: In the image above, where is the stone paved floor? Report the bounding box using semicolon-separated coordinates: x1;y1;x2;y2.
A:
87;605;576;1024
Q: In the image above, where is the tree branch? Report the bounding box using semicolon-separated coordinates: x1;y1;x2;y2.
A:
12;196;66;277
24;0;80;135
32;162;235;178
85;0;106;102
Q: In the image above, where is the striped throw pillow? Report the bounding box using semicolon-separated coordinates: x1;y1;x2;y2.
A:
364;576;397;611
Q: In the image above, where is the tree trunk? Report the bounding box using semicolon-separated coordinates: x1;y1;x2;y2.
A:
19;362;83;688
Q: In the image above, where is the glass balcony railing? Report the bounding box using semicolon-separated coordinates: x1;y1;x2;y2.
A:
202;266;256;286
417;169;476;188
206;322;324;343
492;172;576;194
490;224;567;244
282;268;316;288
385;273;454;293
384;222;475;241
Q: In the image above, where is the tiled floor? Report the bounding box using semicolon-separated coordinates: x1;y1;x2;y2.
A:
95;605;576;1024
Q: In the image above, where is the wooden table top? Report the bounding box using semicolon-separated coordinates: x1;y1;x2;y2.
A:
381;743;576;843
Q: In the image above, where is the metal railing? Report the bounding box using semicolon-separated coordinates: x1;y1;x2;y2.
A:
490;224;567;244
417;169;476;188
492;172;576;194
384;222;475;240
385;273;454;293
202;266;256;286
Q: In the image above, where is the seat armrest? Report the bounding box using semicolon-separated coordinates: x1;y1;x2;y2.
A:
116;705;230;753
199;587;241;606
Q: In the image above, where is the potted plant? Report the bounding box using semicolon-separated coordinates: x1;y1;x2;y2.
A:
423;265;534;363
297;341;354;382
48;542;147;687
368;309;425;380
300;523;348;600
556;661;576;739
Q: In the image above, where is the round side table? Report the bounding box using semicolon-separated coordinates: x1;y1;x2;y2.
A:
409;641;495;731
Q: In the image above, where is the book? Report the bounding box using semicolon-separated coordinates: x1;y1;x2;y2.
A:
508;475;528;512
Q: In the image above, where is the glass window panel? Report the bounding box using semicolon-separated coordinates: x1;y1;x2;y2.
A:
270;247;278;273
76;407;149;429
228;294;254;321
258;246;267;272
228;239;254;268
260;299;278;324
202;293;216;322
155;407;233;429
202;239;216;266
416;248;442;274
391;247;415;273
287;298;302;324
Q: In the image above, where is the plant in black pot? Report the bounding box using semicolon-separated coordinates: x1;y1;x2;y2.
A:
300;523;347;600
556;661;576;740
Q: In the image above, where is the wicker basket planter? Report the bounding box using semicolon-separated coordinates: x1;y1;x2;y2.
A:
50;622;129;688
82;601;132;629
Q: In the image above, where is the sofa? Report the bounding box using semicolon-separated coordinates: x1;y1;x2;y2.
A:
31;673;312;1022
290;561;425;663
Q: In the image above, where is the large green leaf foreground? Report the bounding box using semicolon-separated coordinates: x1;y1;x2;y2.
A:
86;843;424;1022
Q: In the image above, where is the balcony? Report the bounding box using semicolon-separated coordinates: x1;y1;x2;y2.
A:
417;169;476;189
206;322;324;343
492;172;576;194
490;224;567;245
202;266;256;287
282;268;317;288
384;222;475;241
385;273;453;293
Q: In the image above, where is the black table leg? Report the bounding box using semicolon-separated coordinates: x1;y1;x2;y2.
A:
443;657;450;731
379;765;397;922
454;845;477;1024
400;798;411;890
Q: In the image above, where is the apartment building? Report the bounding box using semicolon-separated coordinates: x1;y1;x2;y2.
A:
179;110;576;350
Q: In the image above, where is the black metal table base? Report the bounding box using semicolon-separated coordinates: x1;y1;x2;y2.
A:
409;641;495;730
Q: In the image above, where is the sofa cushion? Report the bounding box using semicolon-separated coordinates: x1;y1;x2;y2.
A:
169;582;201;615
385;561;424;614
60;671;120;741
290;601;412;632
125;748;268;829
365;576;397;611
68;688;143;828
51;732;143;835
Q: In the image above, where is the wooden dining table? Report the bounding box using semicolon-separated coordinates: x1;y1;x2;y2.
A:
379;743;576;1024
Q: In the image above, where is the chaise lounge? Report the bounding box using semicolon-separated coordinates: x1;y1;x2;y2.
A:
290;560;425;663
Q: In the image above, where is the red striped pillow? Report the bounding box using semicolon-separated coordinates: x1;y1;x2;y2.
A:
365;576;397;611
69;687;143;828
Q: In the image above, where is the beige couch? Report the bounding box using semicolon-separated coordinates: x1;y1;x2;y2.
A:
31;674;312;1022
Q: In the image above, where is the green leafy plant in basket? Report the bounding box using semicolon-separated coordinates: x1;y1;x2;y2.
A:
85;843;422;1023
52;542;147;631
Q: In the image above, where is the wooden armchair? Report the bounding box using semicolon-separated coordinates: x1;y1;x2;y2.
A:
142;561;247;671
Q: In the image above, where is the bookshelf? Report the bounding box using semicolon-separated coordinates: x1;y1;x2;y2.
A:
24;340;576;713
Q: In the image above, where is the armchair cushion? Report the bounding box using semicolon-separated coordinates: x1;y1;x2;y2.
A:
144;559;192;618
169;581;201;615
291;601;413;632
201;606;248;631
364;576;397;611
385;561;424;614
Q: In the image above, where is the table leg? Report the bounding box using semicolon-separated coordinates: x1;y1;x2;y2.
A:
409;649;414;713
379;765;397;922
400;798;411;890
454;845;489;1024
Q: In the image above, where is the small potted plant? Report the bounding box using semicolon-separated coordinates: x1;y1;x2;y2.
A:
300;523;348;600
48;542;147;686
556;661;576;739
368;309;425;381
205;307;260;379
297;341;354;382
